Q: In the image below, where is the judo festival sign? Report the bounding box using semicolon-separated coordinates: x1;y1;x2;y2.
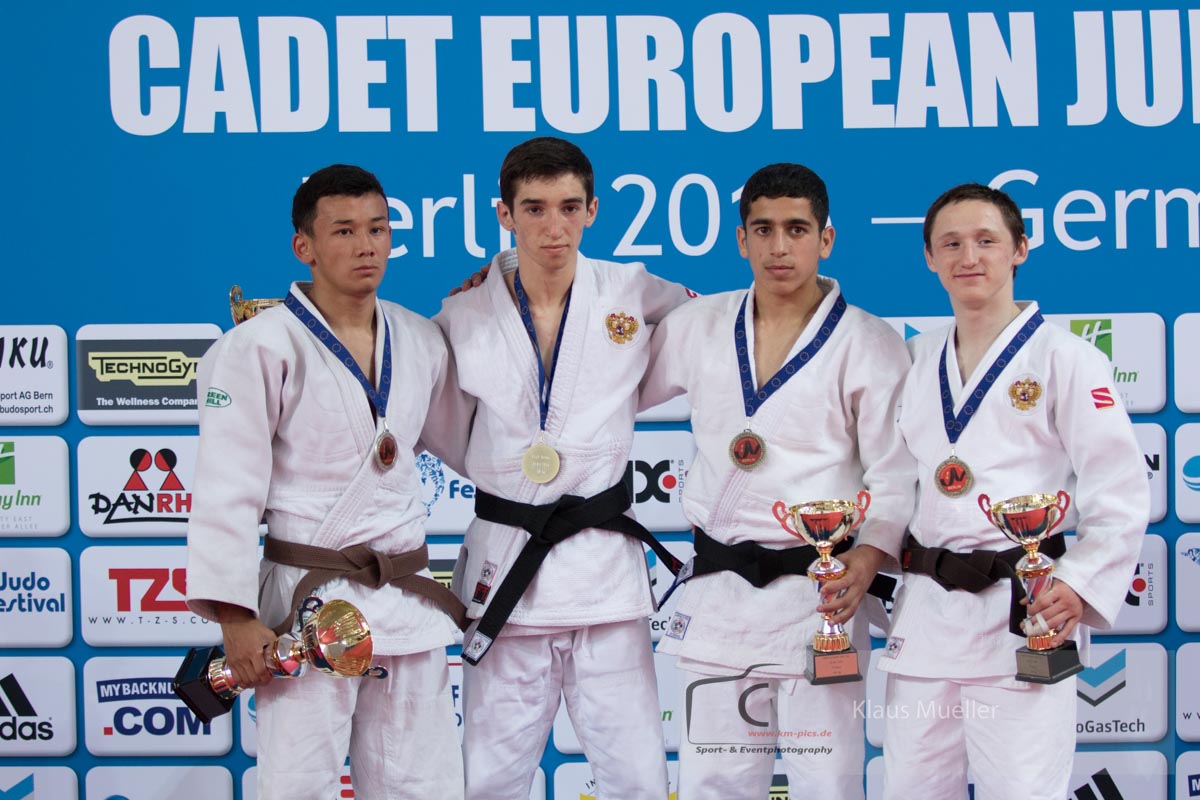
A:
2;1;1197;794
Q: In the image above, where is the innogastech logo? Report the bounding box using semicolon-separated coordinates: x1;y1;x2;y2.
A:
1184;456;1200;492
1077;650;1126;707
0;774;33;800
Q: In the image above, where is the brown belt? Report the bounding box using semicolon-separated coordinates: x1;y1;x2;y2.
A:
263;537;468;635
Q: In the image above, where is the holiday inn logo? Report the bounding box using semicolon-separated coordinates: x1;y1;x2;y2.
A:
0;444;12;485
1070;319;1114;360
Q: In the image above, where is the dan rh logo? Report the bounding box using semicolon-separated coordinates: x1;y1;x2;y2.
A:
88;448;191;525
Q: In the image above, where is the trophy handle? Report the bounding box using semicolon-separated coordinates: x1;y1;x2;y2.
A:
363;666;389;679
1045;490;1071;536
298;596;325;628
977;493;996;526
772;501;799;538
852;490;871;532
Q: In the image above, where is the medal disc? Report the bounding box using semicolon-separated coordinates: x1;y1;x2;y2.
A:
729;430;766;470
935;456;973;497
522;441;560;483
375;431;398;469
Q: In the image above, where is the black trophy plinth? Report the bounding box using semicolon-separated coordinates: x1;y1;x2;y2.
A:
1015;640;1085;684
173;645;235;724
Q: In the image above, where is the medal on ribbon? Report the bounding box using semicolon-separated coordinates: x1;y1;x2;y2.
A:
514;270;572;484
935;311;1044;496
284;292;397;471
730;291;847;470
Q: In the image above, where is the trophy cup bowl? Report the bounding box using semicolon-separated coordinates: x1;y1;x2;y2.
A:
777;490;870;685
230;285;283;325
978;491;1083;683
173;597;384;724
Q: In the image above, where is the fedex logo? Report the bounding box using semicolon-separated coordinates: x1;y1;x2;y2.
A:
108;568;187;612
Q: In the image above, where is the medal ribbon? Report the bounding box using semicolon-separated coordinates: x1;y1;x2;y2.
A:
284;293;392;418
939;312;1043;444
735;292;847;418
514;270;572;432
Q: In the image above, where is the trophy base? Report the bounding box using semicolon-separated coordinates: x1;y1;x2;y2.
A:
173;646;236;724
805;644;863;685
1014;640;1084;684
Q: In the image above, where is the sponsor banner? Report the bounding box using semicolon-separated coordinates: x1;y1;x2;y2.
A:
647;540;694;642
0;437;70;538
637;395;690;422
627;430;694;532
1068;750;1167;800
80;546;219;646
77;435;197;537
553;761;674;800
239;690;257;758
0;548;72;648
881;316;954;342
1045;312;1165;413
0;657;75;757
1177;425;1200;524
1075;643;1166;743
1177;750;1200;799
553;651;680;753
75;323;219;426
83;656;233;756
1107;533;1167;635
1177;643;1200;742
87;766;232;800
0;767;78;800
241;762;353;800
1132;423;1166;523
0;326;68;426
1177;533;1200;632
416;452;474;535
1176;314;1200;413
428;544;464;645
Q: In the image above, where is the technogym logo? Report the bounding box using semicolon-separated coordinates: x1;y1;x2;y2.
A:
1071;319;1114;360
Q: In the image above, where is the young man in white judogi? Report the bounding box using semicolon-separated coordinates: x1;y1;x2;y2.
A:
640;163;916;799
434;137;694;799
186;165;470;800
880;183;1148;799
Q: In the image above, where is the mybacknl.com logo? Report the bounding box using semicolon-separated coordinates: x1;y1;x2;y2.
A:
0;674;53;742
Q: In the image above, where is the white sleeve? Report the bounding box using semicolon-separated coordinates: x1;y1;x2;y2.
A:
416;324;476;477
638;303;692;411
185;330;282;622
1050;346;1150;630
632;261;696;325
848;325;917;567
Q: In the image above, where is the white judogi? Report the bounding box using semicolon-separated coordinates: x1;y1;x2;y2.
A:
434;249;692;800
639;278;916;799
881;300;1149;800
186;282;469;800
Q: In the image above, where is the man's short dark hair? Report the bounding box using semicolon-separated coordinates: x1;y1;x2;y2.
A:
923;183;1025;250
739;163;829;229
292;164;386;235
499;137;594;209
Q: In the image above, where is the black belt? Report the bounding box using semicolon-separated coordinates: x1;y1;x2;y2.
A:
462;481;683;665
901;533;1067;636
660;528;896;605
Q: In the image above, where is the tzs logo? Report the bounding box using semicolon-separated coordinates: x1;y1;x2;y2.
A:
0;674;53;742
1070;319;1114;360
624;459;681;504
0;337;50;370
88;448;191;525
108;568;188;612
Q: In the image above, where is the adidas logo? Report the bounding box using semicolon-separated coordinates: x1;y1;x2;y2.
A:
0;674;53;742
1071;768;1125;799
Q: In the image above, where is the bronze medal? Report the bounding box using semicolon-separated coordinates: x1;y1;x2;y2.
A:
375;430;398;470
522;441;560;484
729;429;766;470
934;455;973;497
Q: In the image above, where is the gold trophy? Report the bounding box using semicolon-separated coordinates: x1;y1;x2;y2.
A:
229;285;282;325
774;490;871;684
173;597;387;723
978;491;1083;683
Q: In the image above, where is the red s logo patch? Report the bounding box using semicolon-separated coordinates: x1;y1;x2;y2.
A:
1091;387;1115;409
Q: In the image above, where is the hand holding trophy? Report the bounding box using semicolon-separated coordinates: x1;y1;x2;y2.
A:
173;596;387;723
978;491;1084;683
773;490;871;684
